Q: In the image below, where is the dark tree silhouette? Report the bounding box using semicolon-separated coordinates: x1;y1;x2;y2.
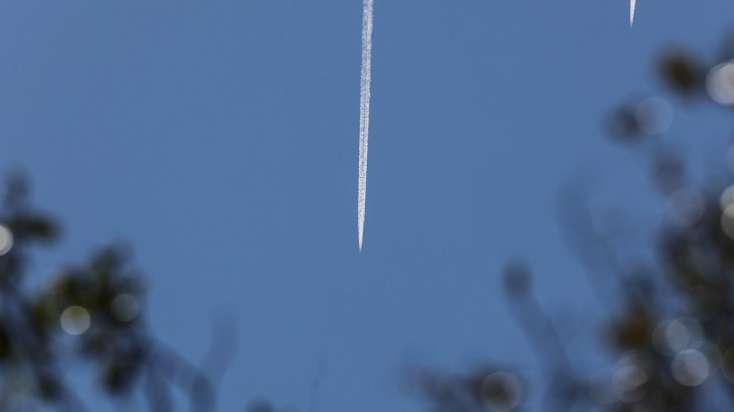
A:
0;172;221;412
410;31;734;412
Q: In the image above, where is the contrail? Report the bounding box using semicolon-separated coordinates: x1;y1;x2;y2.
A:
358;0;374;251
630;0;636;25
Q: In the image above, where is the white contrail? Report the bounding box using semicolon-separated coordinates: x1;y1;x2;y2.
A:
630;0;636;25
358;0;374;251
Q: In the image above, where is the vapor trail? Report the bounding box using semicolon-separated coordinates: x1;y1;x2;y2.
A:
358;0;374;251
630;0;636;25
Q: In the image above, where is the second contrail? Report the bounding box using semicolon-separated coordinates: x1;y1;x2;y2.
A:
630;0;636;25
358;0;374;251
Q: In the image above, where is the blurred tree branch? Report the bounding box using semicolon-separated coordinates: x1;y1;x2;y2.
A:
0;171;230;411
410;29;734;412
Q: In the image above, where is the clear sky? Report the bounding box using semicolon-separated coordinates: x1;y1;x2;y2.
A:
2;1;734;411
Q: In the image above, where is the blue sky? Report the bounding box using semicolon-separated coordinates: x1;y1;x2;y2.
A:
2;1;734;411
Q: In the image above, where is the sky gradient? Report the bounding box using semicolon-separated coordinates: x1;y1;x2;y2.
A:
3;1;734;410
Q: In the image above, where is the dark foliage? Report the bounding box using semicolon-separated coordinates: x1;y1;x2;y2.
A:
0;173;218;411
411;31;734;412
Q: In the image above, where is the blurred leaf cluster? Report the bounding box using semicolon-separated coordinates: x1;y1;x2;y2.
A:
0;173;214;411
412;32;734;412
406;363;524;412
